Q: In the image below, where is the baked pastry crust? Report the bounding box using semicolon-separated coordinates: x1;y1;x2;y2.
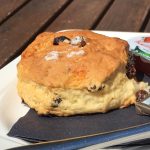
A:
17;30;149;116
18;30;128;90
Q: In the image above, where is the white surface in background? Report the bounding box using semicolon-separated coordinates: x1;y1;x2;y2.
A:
0;31;150;150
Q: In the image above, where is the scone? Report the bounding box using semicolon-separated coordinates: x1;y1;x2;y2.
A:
17;30;150;116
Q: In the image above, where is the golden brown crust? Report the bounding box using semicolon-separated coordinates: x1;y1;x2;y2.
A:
17;30;150;116
17;30;128;89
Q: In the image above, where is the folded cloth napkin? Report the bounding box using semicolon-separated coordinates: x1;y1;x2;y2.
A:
8;105;150;143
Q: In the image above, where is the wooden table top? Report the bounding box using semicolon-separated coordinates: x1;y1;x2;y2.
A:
0;0;150;69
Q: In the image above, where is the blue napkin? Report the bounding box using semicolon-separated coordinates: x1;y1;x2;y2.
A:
8;106;150;143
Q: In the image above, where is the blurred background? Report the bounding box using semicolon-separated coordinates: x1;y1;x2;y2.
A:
0;0;150;68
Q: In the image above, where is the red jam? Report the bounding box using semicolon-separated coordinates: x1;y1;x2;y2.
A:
128;36;150;77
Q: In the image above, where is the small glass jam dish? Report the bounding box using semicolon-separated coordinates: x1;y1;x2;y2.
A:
128;36;150;77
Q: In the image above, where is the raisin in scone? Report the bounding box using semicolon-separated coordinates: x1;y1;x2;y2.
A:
17;30;150;116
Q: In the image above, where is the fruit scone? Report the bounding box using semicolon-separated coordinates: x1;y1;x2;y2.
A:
17;30;150;116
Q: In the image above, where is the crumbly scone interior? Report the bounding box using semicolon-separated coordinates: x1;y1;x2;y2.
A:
17;71;149;116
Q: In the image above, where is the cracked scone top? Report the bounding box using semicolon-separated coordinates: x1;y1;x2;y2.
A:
18;30;128;89
17;30;149;116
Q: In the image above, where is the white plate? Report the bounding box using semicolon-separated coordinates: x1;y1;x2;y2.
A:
0;31;150;150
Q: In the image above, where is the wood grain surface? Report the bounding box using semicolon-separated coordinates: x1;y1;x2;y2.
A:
0;0;70;68
144;11;150;32
145;21;150;32
96;0;150;32
47;0;112;32
0;0;29;24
